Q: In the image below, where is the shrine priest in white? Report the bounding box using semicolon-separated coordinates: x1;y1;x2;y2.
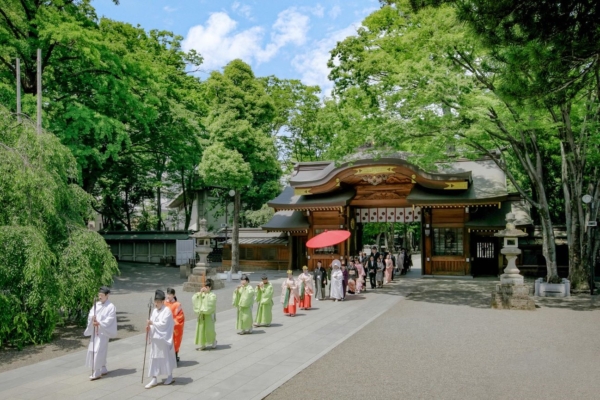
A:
145;289;177;388
84;286;117;380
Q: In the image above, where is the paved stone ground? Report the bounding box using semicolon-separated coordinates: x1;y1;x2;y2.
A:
267;266;600;400
0;263;402;399
2;258;599;399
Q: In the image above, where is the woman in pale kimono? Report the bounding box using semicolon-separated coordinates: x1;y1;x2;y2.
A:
384;254;394;284
296;266;314;310
354;257;365;294
347;260;357;295
281;270;300;316
376;255;384;288
330;260;344;302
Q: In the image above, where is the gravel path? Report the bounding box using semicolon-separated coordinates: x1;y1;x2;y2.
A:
266;277;600;400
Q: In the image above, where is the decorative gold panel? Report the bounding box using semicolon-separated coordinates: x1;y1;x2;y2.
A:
354;166;396;175
294;188;312;195
444;181;468;190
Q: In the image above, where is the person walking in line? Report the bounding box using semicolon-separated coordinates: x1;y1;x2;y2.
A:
281;270;299;316
165;288;184;362
233;275;255;334
384;254;393;284
145;289;177;389
313;261;327;300
399;248;406;275
376;255;385;288
85;286;117;381
192;279;217;350
297;266;314;310
341;263;349;300
254;274;274;327
330;260;344;302
355;256;366;294
347;259;358;294
366;255;377;289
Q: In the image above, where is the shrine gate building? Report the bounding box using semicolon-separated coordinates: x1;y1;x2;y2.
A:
262;154;531;276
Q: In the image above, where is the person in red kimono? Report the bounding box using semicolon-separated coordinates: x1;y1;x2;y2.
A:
165;288;185;363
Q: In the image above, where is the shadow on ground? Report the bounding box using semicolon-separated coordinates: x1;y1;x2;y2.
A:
0;324;89;373
378;276;600;311
112;263;187;294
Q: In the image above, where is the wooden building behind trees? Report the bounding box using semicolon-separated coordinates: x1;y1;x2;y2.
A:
262;154;538;276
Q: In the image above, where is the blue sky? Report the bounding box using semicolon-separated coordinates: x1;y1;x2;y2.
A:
92;0;380;94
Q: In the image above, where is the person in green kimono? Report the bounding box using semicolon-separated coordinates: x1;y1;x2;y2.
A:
192;279;217;350
232;274;255;334
254;274;274;327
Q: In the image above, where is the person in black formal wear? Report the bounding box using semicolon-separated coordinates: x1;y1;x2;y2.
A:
366;255;377;289
313;261;328;300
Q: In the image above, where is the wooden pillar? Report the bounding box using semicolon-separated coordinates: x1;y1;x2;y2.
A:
288;234;293;270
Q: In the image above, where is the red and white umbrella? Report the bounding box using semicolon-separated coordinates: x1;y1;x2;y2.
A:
306;230;351;249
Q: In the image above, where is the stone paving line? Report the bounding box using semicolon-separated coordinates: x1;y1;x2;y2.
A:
0;284;403;400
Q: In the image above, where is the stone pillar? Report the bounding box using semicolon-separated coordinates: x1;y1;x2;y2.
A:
183;219;225;292
491;213;535;310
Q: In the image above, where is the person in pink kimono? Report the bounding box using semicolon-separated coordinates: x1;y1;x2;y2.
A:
385;254;394;284
281;270;300;316
354;258;366;294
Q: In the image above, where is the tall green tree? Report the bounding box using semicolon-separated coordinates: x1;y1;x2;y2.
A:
0;2;206;231
0;107;118;348
262;77;331;170
199;60;281;272
327;1;584;284
404;0;600;288
446;0;600;291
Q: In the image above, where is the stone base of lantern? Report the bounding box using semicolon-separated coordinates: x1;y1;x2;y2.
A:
182;265;225;292
491;282;536;310
499;273;524;285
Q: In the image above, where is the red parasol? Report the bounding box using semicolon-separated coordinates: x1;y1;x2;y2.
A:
306;230;351;249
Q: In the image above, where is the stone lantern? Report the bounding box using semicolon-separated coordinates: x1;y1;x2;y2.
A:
183;219;224;292
491;213;535;310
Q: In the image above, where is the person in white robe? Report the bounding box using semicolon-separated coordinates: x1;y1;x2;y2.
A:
145;289;177;389
330;260;344;302
84;286;117;381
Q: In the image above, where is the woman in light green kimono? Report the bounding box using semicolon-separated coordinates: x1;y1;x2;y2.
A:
232;274;255;334
192;279;217;350
254;274;274;327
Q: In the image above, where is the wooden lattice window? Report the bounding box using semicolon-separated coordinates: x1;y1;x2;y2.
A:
433;228;463;256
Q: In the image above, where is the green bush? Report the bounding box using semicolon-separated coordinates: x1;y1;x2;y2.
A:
0;108;118;349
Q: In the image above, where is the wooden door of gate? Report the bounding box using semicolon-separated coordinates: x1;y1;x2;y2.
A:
471;234;499;276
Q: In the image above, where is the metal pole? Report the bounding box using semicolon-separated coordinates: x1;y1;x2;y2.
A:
16;58;21;122
36;48;42;134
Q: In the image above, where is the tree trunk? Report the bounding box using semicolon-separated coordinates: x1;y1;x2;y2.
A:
124;190;132;231
231;190;241;273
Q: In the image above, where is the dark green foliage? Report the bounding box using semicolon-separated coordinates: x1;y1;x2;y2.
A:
0;226;57;348
0;108;119;348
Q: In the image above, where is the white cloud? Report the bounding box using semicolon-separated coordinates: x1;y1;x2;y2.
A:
329;5;342;19
292;23;359;96
182;13;264;71
309;4;325;18
231;1;252;19
355;6;379;17
182;9;310;71
163;6;177;13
